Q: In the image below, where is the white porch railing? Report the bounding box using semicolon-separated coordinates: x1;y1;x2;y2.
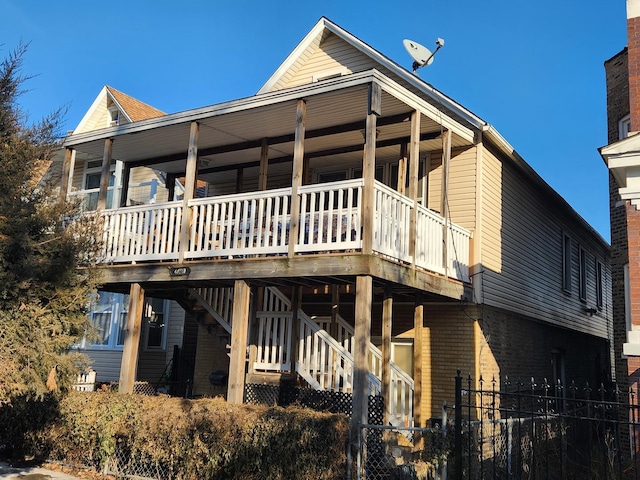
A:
98;179;470;282
314;315;414;428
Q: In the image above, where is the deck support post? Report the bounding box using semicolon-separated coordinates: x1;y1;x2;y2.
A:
353;275;373;431
119;283;145;394
397;142;408;195
97;138;113;211
382;284;393;426
179;121;199;262
288;99;306;258
362;83;380;255
441;129;452;278
408;110;420;267
413;291;424;427
228;279;251;404
60;148;75;201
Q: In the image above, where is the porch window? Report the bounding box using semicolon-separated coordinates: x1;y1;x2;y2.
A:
562;233;572;293
82;160;117;210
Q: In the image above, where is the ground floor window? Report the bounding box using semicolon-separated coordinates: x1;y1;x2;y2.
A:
81;292;168;351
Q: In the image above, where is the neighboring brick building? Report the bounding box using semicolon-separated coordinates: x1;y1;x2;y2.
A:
601;0;640;390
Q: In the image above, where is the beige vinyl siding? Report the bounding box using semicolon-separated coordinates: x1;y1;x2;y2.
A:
282;33;379;89
426;147;477;230
76;96;108;133
165;301;185;360
479;145;610;338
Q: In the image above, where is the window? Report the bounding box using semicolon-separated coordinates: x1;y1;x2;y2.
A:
144;298;168;350
595;259;603;308
579;246;587;301
83;292;128;349
82;292;167;351
562;233;572;293
82;160;117;210
619;114;631;140
108;107;120;127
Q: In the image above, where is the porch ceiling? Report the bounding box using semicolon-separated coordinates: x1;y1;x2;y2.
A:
65;72;475;177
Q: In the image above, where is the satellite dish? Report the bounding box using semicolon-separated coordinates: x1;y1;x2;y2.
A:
403;38;445;75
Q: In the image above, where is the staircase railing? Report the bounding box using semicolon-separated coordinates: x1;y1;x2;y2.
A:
189;286;413;426
189;286;234;334
313;315;414;427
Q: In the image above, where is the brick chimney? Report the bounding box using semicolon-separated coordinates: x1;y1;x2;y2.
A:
629;0;640;131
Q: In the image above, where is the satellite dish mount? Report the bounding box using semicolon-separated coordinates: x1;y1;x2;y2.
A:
403;38;445;75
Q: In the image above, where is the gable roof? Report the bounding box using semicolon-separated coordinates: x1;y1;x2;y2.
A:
106;86;165;122
73;86;165;134
258;17;484;130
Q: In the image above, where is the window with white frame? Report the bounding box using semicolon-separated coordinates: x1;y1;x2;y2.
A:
82;159;118;210
562;233;572;293
143;297;168;350
619;114;631;140
82;292;167;351
579;246;587;301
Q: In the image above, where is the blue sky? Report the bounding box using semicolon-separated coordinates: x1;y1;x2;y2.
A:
1;0;627;242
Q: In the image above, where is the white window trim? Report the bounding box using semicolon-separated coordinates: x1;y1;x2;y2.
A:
619;114;631;140
143;299;170;351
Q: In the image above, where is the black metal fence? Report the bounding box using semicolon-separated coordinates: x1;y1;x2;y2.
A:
453;371;640;480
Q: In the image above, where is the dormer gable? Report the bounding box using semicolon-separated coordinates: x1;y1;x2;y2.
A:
73;86;165;134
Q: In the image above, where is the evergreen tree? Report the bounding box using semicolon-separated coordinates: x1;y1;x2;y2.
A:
0;43;100;402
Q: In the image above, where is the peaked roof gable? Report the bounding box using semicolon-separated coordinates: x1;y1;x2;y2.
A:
73;86;165;134
106;86;165;122
258;17;484;129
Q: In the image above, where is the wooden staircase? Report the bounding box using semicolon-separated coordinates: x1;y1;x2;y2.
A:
187;285;414;427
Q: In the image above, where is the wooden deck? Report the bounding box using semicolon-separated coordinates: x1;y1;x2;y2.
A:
97;178;471;295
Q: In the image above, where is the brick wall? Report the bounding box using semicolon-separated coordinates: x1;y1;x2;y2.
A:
605;43;631;387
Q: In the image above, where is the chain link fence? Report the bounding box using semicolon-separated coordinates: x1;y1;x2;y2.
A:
356;422;449;480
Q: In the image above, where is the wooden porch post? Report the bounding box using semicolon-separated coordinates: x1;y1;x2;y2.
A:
59;147;75;201
119;283;145;394
362;83;381;255
441;130;452;278
288;99;306;258
397;143;408;195
382;284;393;426
179;121;199;262
97;138;113;211
408;111;421;268
119;162;131;207
413;291;424;427
259;138;269;191
228;279;251;404
352;275;373;431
